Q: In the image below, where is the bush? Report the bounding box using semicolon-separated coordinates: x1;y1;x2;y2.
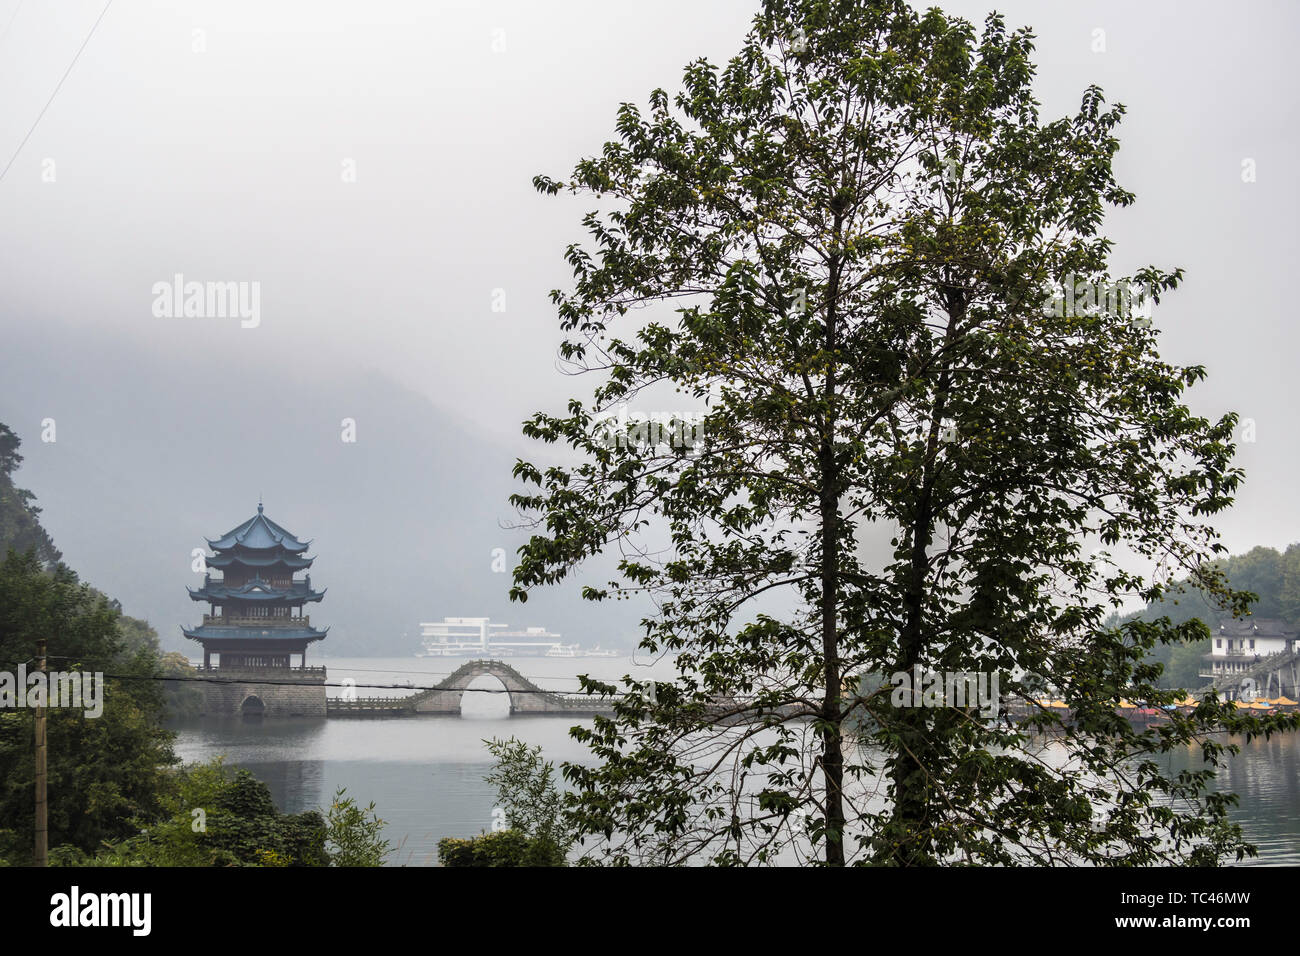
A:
324;788;390;866
437;829;566;867
50;759;377;867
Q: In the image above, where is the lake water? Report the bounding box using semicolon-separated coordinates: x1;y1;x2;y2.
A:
169;656;1300;866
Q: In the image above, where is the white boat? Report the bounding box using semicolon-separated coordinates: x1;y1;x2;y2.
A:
418;617;573;657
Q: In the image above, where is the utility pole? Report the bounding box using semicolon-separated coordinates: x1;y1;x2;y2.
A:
35;637;47;867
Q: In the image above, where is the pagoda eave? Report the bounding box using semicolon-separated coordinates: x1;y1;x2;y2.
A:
206;539;311;555
204;552;314;570
187;586;326;604
181;624;329;645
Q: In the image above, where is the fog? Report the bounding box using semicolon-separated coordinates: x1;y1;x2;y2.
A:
1;0;1296;654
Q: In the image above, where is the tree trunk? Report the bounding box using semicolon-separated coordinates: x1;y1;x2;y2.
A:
885;287;964;865
820;226;846;866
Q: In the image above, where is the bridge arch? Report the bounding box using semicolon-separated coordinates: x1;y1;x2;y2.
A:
407;659;590;716
460;672;513;718
240;694;266;716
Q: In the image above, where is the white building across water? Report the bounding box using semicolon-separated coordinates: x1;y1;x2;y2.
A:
417;617;597;658
1201;618;1299;679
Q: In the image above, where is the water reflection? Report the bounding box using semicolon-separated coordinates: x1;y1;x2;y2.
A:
1164;733;1300;866
168;657;1299;866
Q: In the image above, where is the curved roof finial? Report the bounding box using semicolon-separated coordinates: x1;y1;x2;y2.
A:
258;495;263;514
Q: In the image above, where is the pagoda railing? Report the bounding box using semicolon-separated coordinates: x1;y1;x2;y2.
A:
198;665;328;677
202;614;311;628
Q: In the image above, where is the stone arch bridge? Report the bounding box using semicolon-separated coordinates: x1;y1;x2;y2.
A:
327;659;617;717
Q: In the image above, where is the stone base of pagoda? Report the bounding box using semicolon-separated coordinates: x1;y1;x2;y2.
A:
199;666;327;718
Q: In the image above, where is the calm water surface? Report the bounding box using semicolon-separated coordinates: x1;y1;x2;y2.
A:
169;656;1300;866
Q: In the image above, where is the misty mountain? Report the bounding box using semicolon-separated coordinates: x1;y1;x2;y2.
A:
0;321;639;657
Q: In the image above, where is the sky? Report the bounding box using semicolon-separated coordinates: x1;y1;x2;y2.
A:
0;0;1297;651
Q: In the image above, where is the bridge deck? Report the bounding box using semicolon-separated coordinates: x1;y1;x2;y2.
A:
325;659;619;717
1203;648;1300;700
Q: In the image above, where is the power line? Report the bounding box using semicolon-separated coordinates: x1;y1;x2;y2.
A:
29;653;631;685
0;0;113;183
0;0;24;49
0;660;626;697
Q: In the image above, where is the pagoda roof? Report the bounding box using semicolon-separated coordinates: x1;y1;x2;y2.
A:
204;549;314;570
181;623;329;644
188;576;326;604
207;503;311;554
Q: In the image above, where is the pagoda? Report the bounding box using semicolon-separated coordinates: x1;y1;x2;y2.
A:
183;503;329;716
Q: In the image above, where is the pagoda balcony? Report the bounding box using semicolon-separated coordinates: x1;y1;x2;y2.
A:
202;614;312;628
198;664;327;676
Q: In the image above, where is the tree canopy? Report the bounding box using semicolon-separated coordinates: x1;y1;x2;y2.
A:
0;423;60;568
512;0;1298;866
0;549;175;862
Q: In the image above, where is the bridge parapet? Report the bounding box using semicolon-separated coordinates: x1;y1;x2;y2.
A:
328;660;618;717
1203;649;1300;700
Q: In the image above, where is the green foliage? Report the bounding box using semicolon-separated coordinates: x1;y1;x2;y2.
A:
158;651;205;719
513;0;1298;866
324;788;391;866
0;423;61;568
437;829;566;867
0;421;183;863
53;759;384;867
116;617;204;719
203;769;328;866
483;736;572;855
116;615;160;657
437;737;572;867
0;549;176;864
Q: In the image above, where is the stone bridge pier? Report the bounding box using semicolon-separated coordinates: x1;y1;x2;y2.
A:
201;666;328;717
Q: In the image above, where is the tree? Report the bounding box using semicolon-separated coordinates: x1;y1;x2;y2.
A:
0;423;61;568
437;737;572;867
512;0;1298;865
0;421;193;862
483;737;572;857
1275;544;1300;626
0;549;175;863
437;829;557;868
324;788;391;866
157;651;205;720
51;759;388;867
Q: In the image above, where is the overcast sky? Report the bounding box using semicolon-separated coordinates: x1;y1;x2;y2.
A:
1;1;1297;637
